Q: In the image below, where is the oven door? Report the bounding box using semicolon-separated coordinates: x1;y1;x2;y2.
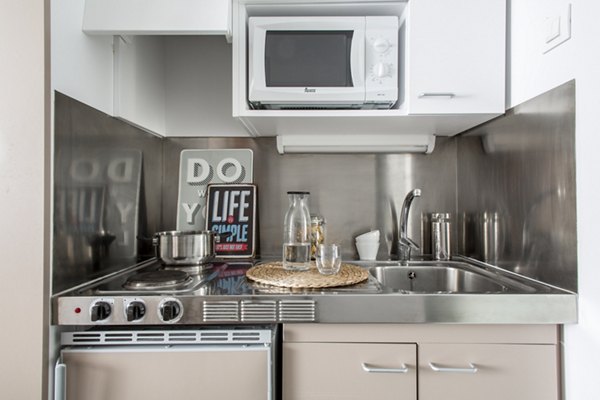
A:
54;330;274;400
248;16;366;107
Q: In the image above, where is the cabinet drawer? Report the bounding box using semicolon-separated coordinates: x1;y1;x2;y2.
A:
419;344;558;400
284;342;417;400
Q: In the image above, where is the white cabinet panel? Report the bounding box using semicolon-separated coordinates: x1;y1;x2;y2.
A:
83;0;231;36
407;0;506;114
52;0;114;115
283;342;417;400
419;344;559;400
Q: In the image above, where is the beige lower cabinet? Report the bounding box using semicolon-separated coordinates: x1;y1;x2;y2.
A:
283;342;417;400
283;324;560;400
419;343;559;400
61;347;270;400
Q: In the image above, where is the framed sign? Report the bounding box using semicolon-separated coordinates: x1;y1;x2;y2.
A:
205;184;257;258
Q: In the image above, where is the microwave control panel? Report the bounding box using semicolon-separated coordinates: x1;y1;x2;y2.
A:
365;16;399;105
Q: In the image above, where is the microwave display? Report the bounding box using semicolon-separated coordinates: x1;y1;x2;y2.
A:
264;31;354;87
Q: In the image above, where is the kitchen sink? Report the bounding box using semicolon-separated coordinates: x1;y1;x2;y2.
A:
368;261;538;294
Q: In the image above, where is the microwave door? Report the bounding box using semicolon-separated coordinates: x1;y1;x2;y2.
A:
249;18;366;106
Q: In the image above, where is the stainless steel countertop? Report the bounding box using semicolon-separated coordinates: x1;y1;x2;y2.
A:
53;257;577;325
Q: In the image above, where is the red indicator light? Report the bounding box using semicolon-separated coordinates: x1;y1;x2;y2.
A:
74;307;81;314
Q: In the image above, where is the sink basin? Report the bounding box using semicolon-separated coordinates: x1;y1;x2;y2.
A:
369;262;537;294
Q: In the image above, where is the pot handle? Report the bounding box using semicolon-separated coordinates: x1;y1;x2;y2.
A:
136;235;159;246
215;231;233;243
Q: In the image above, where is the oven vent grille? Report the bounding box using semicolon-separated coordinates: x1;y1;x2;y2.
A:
137;332;170;342
103;333;135;343
279;300;316;322
241;301;277;322
62;330;272;346
199;331;230;341
231;331;263;342
68;332;103;343
203;301;239;322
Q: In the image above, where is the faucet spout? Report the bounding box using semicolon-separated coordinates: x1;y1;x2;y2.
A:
398;188;422;262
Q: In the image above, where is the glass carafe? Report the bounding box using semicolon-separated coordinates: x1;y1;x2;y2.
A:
282;191;311;271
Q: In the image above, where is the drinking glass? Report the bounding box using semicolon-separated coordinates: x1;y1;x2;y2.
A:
315;244;342;275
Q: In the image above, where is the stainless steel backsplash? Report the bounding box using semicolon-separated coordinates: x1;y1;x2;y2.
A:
53;80;577;293
161;137;457;261
456;80;577;291
53;93;163;293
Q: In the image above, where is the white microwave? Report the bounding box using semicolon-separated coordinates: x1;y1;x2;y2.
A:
248;16;399;110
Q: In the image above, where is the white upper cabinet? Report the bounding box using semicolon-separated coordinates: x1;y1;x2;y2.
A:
52;0;115;116
83;0;231;37
406;0;506;114
52;0;247;137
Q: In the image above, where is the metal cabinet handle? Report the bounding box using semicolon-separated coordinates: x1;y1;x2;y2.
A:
418;92;456;98
54;360;66;400
429;362;478;373
361;362;409;374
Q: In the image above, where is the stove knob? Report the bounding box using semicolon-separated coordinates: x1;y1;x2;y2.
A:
159;300;182;323
90;301;111;322
126;301;146;322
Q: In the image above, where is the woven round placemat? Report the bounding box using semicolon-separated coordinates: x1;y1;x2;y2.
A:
246;261;368;288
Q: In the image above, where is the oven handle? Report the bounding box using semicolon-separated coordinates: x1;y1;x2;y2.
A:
54;359;66;400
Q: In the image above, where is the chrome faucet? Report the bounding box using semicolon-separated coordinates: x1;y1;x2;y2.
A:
398;188;422;262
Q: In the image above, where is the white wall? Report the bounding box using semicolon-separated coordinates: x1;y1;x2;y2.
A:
165;36;249;136
0;0;49;399
510;1;600;398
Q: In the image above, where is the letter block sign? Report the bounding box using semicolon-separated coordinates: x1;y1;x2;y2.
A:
176;149;253;231
205;184;257;258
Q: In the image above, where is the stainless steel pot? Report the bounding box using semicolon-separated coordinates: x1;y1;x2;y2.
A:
153;230;229;266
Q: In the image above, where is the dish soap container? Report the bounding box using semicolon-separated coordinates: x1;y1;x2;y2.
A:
283;191;311;271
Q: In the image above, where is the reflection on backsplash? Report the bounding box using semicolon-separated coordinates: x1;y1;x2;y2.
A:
457;80;577;291
53;93;163;293
54;149;142;260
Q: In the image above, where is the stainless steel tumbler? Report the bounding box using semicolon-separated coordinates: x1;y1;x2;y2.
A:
431;213;451;261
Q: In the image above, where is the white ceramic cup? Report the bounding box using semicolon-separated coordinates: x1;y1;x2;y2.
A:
356;240;379;261
356;230;380;242
355;237;380;243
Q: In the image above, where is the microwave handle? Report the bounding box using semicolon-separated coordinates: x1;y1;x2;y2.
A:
350;25;366;89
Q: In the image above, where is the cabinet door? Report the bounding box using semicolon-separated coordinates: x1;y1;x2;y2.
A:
419;344;559;400
83;0;230;36
52;0;114;116
62;346;270;400
407;0;505;114
284;342;417;400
